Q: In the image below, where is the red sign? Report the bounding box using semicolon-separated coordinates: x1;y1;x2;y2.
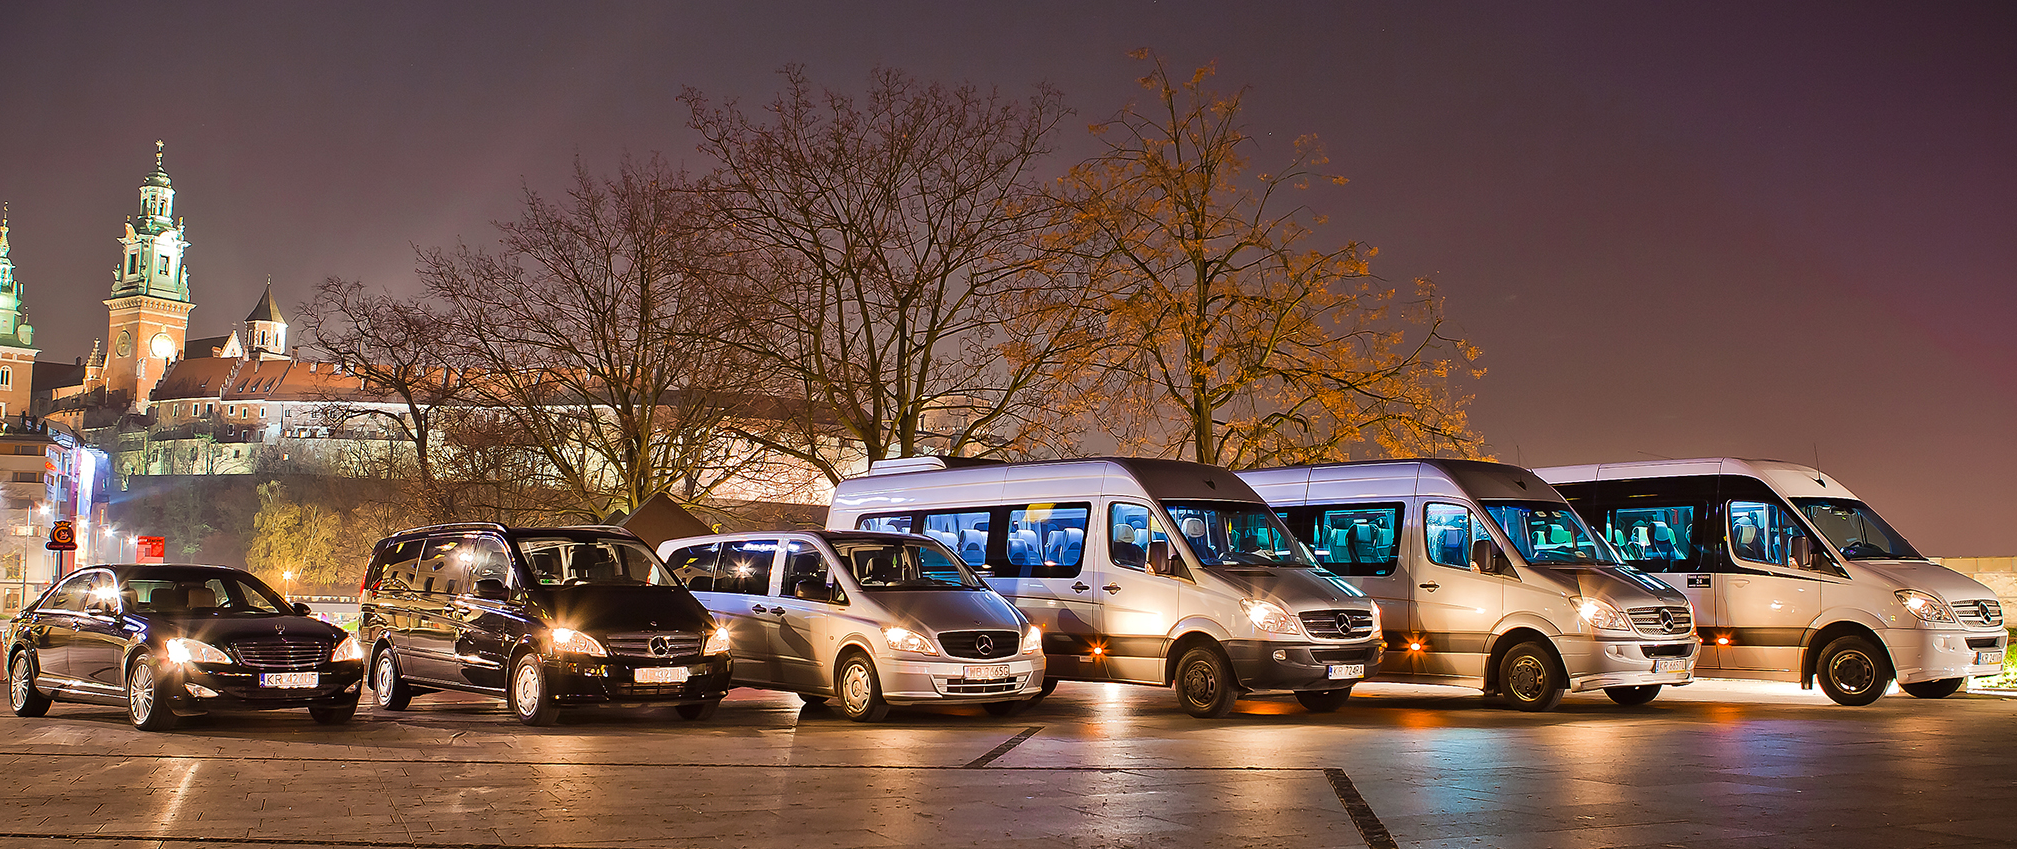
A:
137;536;166;563
45;521;76;552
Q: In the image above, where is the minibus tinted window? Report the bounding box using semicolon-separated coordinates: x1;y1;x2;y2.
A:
1605;506;1698;572
860;514;914;535
1726;501;1815;569
1794;499;1922;561
1483;502;1619;565
1164;501;1314;568
922;510;991;569
1425;503;1483;569
712;539;778;594
1008;503;1090;577
1309;504;1402;577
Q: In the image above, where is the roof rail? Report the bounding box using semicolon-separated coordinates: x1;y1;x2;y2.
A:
866;455;1007;476
387;521;512;538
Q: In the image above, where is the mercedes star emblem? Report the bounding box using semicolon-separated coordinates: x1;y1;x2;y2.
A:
649;635;677;657
1658;609;1676;633
975;634;996;656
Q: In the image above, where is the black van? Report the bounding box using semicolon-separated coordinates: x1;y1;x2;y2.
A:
358;523;732;725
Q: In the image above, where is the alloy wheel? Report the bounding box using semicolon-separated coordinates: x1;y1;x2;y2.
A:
1829;649;1876;695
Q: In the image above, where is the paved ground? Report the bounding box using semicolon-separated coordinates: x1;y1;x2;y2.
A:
1;678;2013;849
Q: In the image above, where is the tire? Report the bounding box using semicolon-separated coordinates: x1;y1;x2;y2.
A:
310;702;358;725
1900;677;1964;700
1605;685;1662;706
127;655;177;732
1499;642;1566;712
1039;677;1060;697
508;653;560;726
835;653;889;722
1816;636;1891;706
370;647;412;711
983;698;1033;717
1294;688;1353;713
9;652;50;718
675;699;721;721
1174;645;1239;718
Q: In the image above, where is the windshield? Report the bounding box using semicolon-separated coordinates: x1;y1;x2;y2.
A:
516;537;679;586
1483;501;1621;565
123;570;292;615
1163;500;1316;568
1793;498;1922;561
832;539;985;589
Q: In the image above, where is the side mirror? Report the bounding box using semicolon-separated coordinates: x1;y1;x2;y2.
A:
291;602;312;616
1789;536;1816;570
1145;539;1175;576
792;580;832;602
1470;539;1509;575
473;578;509;600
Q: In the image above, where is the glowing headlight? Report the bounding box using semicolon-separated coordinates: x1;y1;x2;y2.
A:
1572;597;1634;633
702;627;732;655
166;638;229;665
1240;599;1301;636
884;627;938;655
1021;625;1043;656
549;628;609;656
1895;590;1955;624
330;636;364;662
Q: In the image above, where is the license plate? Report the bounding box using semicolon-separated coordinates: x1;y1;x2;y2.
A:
1978;650;2005;667
636;666;691;684
1327;663;1364;680
259;672;318;689
1653;658;1688;673
964;664;1012;681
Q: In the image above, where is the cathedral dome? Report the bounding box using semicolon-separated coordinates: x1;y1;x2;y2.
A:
142;165;172;189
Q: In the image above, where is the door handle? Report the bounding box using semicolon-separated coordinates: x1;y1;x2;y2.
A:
1071;582;1090;594
1103;583;1122;595
1418;582;1440;591
751;604;772;614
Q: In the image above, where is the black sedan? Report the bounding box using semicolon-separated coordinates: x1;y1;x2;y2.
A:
5;564;365;730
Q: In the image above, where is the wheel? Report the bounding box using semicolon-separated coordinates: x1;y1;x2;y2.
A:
508;653;560;726
127;656;177;731
1499;642;1565;712
1816;636;1891;706
835;653;889;722
1605;685;1662;706
798;693;829;706
370;647;412;711
675;699;721;721
1294;688;1353;713
1174;645;1239;718
983;698;1033;717
1039;677;1060;697
9;652;50;717
1900;677;1964;699
310;702;358;724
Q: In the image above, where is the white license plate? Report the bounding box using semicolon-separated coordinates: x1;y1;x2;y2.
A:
1654;658;1688;673
1327;663;1365;680
636;666;691;684
1977;650;2005;667
259;672;318;689
964;664;1012;681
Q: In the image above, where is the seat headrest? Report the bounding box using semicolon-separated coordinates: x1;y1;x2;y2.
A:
150;587;190;610
1112;523;1137;545
185;586;218;608
1180;517;1207;539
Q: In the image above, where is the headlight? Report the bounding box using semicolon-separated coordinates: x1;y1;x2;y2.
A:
330;636;364;662
1895;590;1955;623
1021;625;1042;656
549;627;609;657
1240;599;1302;636
166;638;230;665
702;627;732;655
884;627;938;655
1572;597;1635;633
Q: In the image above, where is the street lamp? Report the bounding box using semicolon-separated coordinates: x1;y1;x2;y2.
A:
282;570;294;602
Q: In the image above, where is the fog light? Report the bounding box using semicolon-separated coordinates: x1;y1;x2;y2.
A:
1409;642;1423;651
1272;650;1287;662
185;683;219;698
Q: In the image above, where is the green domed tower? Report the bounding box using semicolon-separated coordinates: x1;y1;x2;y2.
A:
103;141;195;411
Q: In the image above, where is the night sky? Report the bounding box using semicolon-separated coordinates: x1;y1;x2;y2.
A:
2;3;2012;554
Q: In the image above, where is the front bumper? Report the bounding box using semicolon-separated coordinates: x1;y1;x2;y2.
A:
1563;636;1700;693
881;655;1045;704
1225;640;1384;692
169;660;366;714
548;654;734;704
1885;627;2007;685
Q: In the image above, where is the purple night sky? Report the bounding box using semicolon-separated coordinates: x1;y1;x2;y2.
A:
1;2;2012;554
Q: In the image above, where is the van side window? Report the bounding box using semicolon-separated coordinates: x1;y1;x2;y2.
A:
462;535;514;590
1108;503;1170;571
664;543;720;591
417;537;465;595
1727;501;1811;568
372;539;423;591
1008;503;1090;578
1424;503;1482;569
779;540;831;599
1605;506;1698;573
859;514;914;535
921;510;991;570
717;539;779;595
1310;504;1402;577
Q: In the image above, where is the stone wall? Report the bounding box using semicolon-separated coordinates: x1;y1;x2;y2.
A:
1930;556;2017;611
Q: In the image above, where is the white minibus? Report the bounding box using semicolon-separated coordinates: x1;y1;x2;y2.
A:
828;457;1386;717
1539;458;2007;705
1240;460;1699;711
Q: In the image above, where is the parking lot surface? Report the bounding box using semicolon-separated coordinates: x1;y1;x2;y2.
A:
1;679;2013;849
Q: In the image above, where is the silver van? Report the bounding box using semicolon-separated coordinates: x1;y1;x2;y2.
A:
1240;460;1699;710
1540;458;2008;705
657;530;1044;721
828;457;1385;718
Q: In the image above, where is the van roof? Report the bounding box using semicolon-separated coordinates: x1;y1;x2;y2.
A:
1533;457;1853;500
1238;458;1566;504
839;456;1264;504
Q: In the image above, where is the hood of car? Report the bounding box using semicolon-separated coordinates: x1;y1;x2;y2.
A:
868;588;1026;634
147;612;348;645
527;585;716;635
1202;565;1372;612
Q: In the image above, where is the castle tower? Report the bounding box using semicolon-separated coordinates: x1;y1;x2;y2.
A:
103;141;194;411
244;278;290;360
0;204;38;419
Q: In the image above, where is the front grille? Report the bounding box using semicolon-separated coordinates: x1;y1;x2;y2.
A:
1627;606;1694;638
1300;610;1377;640
1642;642;1695;657
1312;647;1378;665
942;675;1026;695
229;638;332;670
605;632;702;659
1954;599;2004;628
613;683;694;698
938;630;1021;660
1966;636;2001;650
